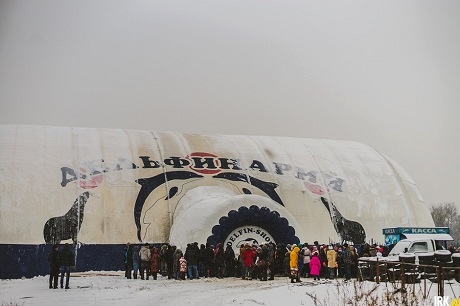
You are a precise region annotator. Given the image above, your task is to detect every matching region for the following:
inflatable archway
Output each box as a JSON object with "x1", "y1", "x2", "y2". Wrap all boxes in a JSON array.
[{"x1": 0, "y1": 125, "x2": 434, "y2": 278}]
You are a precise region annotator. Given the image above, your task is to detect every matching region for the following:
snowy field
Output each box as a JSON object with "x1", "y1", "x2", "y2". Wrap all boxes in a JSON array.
[{"x1": 2, "y1": 272, "x2": 460, "y2": 306}]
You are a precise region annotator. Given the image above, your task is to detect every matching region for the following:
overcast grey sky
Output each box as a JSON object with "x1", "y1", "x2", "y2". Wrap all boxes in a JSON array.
[{"x1": 1, "y1": 0, "x2": 459, "y2": 210}]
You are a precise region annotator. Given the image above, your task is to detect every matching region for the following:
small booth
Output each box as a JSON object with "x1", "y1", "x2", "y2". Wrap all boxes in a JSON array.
[{"x1": 383, "y1": 227, "x2": 452, "y2": 246}]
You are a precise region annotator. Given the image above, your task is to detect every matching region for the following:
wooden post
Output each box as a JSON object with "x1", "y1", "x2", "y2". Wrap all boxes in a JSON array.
[
  {"x1": 437, "y1": 266, "x2": 444, "y2": 297},
  {"x1": 375, "y1": 258, "x2": 380, "y2": 284},
  {"x1": 400, "y1": 262, "x2": 405, "y2": 293}
]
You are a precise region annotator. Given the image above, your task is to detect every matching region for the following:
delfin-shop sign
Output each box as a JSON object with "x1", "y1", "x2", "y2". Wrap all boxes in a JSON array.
[{"x1": 59, "y1": 152, "x2": 344, "y2": 194}]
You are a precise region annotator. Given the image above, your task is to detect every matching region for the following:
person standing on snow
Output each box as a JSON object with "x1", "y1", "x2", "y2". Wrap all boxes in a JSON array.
[
  {"x1": 139, "y1": 243, "x2": 151, "y2": 280},
  {"x1": 343, "y1": 243, "x2": 352, "y2": 281},
  {"x1": 224, "y1": 244, "x2": 236, "y2": 278},
  {"x1": 243, "y1": 243, "x2": 256, "y2": 280},
  {"x1": 326, "y1": 245, "x2": 337, "y2": 279},
  {"x1": 150, "y1": 246, "x2": 160, "y2": 280},
  {"x1": 179, "y1": 256, "x2": 187, "y2": 280},
  {"x1": 185, "y1": 242, "x2": 200, "y2": 279},
  {"x1": 289, "y1": 244, "x2": 300, "y2": 283},
  {"x1": 309, "y1": 251, "x2": 321, "y2": 281},
  {"x1": 48, "y1": 244, "x2": 60, "y2": 289},
  {"x1": 173, "y1": 247, "x2": 183, "y2": 280},
  {"x1": 123, "y1": 242, "x2": 133, "y2": 279},
  {"x1": 302, "y1": 244, "x2": 311, "y2": 278},
  {"x1": 132, "y1": 245, "x2": 140, "y2": 279},
  {"x1": 214, "y1": 243, "x2": 225, "y2": 279},
  {"x1": 59, "y1": 243, "x2": 74, "y2": 289}
]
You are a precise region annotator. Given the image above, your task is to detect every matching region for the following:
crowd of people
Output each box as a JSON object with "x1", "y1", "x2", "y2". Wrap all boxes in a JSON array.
[
  {"x1": 122, "y1": 241, "x2": 388, "y2": 283},
  {"x1": 47, "y1": 240, "x2": 392, "y2": 289}
]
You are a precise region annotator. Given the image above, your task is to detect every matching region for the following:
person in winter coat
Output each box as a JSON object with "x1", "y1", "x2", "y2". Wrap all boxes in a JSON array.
[
  {"x1": 319, "y1": 245, "x2": 328, "y2": 278},
  {"x1": 239, "y1": 244, "x2": 246, "y2": 279},
  {"x1": 242, "y1": 243, "x2": 256, "y2": 280},
  {"x1": 289, "y1": 245, "x2": 301, "y2": 283},
  {"x1": 343, "y1": 243, "x2": 353, "y2": 281},
  {"x1": 159, "y1": 244, "x2": 168, "y2": 277},
  {"x1": 336, "y1": 247, "x2": 345, "y2": 278},
  {"x1": 302, "y1": 245, "x2": 311, "y2": 278},
  {"x1": 185, "y1": 243, "x2": 200, "y2": 279},
  {"x1": 202, "y1": 244, "x2": 215, "y2": 278},
  {"x1": 309, "y1": 252, "x2": 321, "y2": 281},
  {"x1": 173, "y1": 248, "x2": 183, "y2": 280},
  {"x1": 267, "y1": 243, "x2": 275, "y2": 280},
  {"x1": 150, "y1": 246, "x2": 160, "y2": 280},
  {"x1": 48, "y1": 244, "x2": 60, "y2": 289},
  {"x1": 224, "y1": 244, "x2": 236, "y2": 277},
  {"x1": 179, "y1": 256, "x2": 187, "y2": 280},
  {"x1": 297, "y1": 244, "x2": 304, "y2": 282},
  {"x1": 276, "y1": 244, "x2": 286, "y2": 276},
  {"x1": 123, "y1": 242, "x2": 133, "y2": 279},
  {"x1": 199, "y1": 244, "x2": 207, "y2": 277},
  {"x1": 326, "y1": 245, "x2": 337, "y2": 279},
  {"x1": 284, "y1": 244, "x2": 291, "y2": 277},
  {"x1": 139, "y1": 243, "x2": 151, "y2": 280},
  {"x1": 214, "y1": 243, "x2": 225, "y2": 279},
  {"x1": 132, "y1": 245, "x2": 140, "y2": 279},
  {"x1": 165, "y1": 245, "x2": 175, "y2": 279},
  {"x1": 59, "y1": 243, "x2": 74, "y2": 289},
  {"x1": 257, "y1": 244, "x2": 269, "y2": 281}
]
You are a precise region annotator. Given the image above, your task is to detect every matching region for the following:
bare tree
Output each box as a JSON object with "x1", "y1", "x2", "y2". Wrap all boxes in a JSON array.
[{"x1": 430, "y1": 202, "x2": 459, "y2": 243}]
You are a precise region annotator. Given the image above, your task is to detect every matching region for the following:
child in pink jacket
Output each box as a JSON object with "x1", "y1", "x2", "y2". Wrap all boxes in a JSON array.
[{"x1": 309, "y1": 251, "x2": 321, "y2": 281}]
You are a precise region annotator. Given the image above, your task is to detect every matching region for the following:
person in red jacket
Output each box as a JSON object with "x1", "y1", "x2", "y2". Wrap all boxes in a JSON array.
[{"x1": 242, "y1": 243, "x2": 256, "y2": 280}]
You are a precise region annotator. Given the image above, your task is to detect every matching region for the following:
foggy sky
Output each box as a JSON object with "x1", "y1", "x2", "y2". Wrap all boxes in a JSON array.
[{"x1": 1, "y1": 0, "x2": 459, "y2": 210}]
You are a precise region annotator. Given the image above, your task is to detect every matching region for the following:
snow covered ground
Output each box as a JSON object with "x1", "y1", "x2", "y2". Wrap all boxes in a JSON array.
[{"x1": 1, "y1": 272, "x2": 460, "y2": 306}]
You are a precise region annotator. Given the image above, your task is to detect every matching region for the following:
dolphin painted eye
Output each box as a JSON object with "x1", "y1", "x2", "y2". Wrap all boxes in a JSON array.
[
  {"x1": 165, "y1": 186, "x2": 179, "y2": 200},
  {"x1": 242, "y1": 188, "x2": 252, "y2": 194}
]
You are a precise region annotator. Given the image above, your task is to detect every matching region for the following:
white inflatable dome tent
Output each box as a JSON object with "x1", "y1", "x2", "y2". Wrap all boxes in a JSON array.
[{"x1": 0, "y1": 125, "x2": 434, "y2": 278}]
